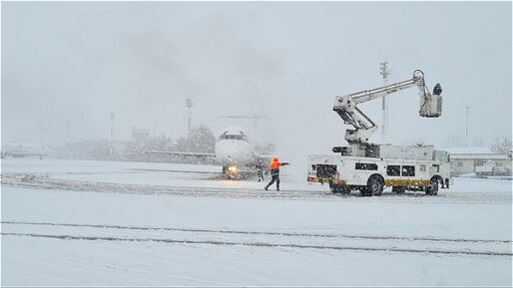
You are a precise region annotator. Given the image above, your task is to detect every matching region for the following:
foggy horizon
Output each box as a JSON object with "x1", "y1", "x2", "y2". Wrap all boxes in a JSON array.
[{"x1": 2, "y1": 1, "x2": 512, "y2": 158}]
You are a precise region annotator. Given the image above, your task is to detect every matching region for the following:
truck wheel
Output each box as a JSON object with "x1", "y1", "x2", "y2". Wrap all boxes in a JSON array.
[
  {"x1": 426, "y1": 179, "x2": 439, "y2": 196},
  {"x1": 367, "y1": 175, "x2": 383, "y2": 196},
  {"x1": 392, "y1": 186, "x2": 406, "y2": 194}
]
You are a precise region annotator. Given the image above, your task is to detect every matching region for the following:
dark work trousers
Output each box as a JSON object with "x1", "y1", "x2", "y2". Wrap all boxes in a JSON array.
[
  {"x1": 257, "y1": 169, "x2": 265, "y2": 182},
  {"x1": 265, "y1": 175, "x2": 280, "y2": 190}
]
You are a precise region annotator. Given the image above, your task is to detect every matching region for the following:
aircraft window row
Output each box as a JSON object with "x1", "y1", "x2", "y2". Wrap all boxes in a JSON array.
[
  {"x1": 386, "y1": 165, "x2": 415, "y2": 177},
  {"x1": 220, "y1": 135, "x2": 248, "y2": 141}
]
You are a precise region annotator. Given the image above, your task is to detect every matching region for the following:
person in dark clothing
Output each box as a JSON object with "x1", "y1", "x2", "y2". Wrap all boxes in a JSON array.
[
  {"x1": 256, "y1": 158, "x2": 265, "y2": 182},
  {"x1": 264, "y1": 157, "x2": 290, "y2": 191}
]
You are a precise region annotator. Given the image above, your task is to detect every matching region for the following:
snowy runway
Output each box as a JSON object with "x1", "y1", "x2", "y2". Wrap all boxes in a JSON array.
[{"x1": 1, "y1": 159, "x2": 512, "y2": 286}]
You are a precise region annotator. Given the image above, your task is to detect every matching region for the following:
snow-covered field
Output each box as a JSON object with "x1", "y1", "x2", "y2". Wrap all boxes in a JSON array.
[{"x1": 2, "y1": 158, "x2": 512, "y2": 286}]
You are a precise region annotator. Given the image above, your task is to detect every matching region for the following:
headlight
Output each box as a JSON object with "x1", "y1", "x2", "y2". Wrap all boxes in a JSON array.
[{"x1": 228, "y1": 165, "x2": 238, "y2": 173}]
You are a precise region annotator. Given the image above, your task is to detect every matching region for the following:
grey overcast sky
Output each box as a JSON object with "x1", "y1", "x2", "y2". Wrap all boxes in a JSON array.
[{"x1": 2, "y1": 1, "x2": 512, "y2": 160}]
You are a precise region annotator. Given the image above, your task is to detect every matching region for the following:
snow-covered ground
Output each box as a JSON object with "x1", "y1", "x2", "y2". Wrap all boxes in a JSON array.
[{"x1": 2, "y1": 158, "x2": 512, "y2": 286}]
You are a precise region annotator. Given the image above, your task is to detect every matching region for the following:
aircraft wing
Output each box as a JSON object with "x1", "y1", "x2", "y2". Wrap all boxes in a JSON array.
[{"x1": 144, "y1": 150, "x2": 215, "y2": 158}]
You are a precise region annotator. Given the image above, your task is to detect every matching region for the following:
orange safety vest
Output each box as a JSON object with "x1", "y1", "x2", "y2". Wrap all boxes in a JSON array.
[{"x1": 270, "y1": 158, "x2": 282, "y2": 170}]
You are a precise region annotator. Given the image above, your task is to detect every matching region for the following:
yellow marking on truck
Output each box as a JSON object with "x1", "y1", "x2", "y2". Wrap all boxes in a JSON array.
[{"x1": 385, "y1": 179, "x2": 430, "y2": 187}]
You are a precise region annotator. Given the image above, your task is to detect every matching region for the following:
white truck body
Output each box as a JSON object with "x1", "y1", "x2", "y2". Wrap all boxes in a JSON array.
[{"x1": 307, "y1": 145, "x2": 451, "y2": 195}]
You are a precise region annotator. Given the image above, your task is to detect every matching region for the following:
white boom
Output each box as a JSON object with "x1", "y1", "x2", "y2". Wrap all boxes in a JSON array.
[{"x1": 333, "y1": 70, "x2": 442, "y2": 156}]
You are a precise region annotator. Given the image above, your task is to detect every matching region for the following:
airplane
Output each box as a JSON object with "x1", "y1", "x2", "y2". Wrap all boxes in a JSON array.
[
  {"x1": 146, "y1": 126, "x2": 274, "y2": 179},
  {"x1": 1, "y1": 143, "x2": 50, "y2": 159}
]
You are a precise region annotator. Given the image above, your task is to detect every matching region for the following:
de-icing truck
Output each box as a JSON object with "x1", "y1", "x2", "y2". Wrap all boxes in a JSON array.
[{"x1": 307, "y1": 70, "x2": 451, "y2": 196}]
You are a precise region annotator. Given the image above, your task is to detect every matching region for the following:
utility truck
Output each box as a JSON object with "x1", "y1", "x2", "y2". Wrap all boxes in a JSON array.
[{"x1": 307, "y1": 70, "x2": 450, "y2": 196}]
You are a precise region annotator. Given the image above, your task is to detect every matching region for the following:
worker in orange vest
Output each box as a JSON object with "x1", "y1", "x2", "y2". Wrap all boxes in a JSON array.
[{"x1": 264, "y1": 157, "x2": 290, "y2": 191}]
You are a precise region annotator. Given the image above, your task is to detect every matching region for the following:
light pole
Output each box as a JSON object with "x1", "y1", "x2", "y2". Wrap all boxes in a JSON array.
[
  {"x1": 110, "y1": 112, "x2": 115, "y2": 138},
  {"x1": 379, "y1": 61, "x2": 390, "y2": 143},
  {"x1": 185, "y1": 98, "x2": 193, "y2": 133}
]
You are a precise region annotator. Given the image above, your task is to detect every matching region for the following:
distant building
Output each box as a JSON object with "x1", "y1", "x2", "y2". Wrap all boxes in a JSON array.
[
  {"x1": 1, "y1": 143, "x2": 50, "y2": 159},
  {"x1": 445, "y1": 147, "x2": 512, "y2": 176}
]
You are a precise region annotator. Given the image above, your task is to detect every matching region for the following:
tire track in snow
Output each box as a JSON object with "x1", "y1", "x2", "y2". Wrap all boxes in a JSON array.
[
  {"x1": 2, "y1": 173, "x2": 511, "y2": 204},
  {"x1": 2, "y1": 232, "x2": 511, "y2": 257},
  {"x1": 3, "y1": 221, "x2": 510, "y2": 244}
]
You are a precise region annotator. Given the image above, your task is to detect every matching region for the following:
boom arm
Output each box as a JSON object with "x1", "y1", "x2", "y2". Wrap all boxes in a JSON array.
[{"x1": 333, "y1": 70, "x2": 442, "y2": 148}]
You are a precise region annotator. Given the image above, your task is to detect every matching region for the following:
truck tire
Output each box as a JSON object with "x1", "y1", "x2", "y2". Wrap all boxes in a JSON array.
[
  {"x1": 367, "y1": 175, "x2": 384, "y2": 196},
  {"x1": 426, "y1": 178, "x2": 439, "y2": 196}
]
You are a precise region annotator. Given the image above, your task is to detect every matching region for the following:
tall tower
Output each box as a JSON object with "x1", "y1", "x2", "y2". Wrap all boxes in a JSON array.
[
  {"x1": 379, "y1": 61, "x2": 390, "y2": 143},
  {"x1": 110, "y1": 112, "x2": 115, "y2": 138},
  {"x1": 185, "y1": 98, "x2": 193, "y2": 133}
]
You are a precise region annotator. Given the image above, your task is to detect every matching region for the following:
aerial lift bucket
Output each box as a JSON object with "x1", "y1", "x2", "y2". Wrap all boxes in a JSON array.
[{"x1": 419, "y1": 83, "x2": 443, "y2": 118}]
